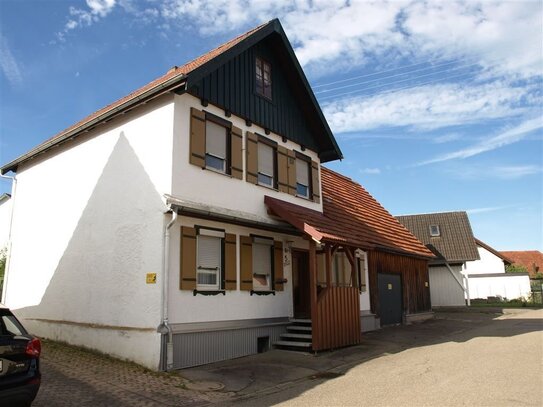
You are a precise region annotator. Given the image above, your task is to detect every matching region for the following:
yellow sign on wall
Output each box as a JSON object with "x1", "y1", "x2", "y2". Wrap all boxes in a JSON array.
[{"x1": 146, "y1": 273, "x2": 157, "y2": 284}]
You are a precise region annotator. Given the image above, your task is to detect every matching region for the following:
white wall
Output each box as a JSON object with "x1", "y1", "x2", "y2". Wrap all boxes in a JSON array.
[
  {"x1": 0, "y1": 196, "x2": 11, "y2": 249},
  {"x1": 465, "y1": 245, "x2": 506, "y2": 275},
  {"x1": 4, "y1": 96, "x2": 174, "y2": 369},
  {"x1": 360, "y1": 251, "x2": 371, "y2": 311},
  {"x1": 172, "y1": 94, "x2": 323, "y2": 220},
  {"x1": 429, "y1": 265, "x2": 466, "y2": 306},
  {"x1": 168, "y1": 215, "x2": 306, "y2": 324},
  {"x1": 468, "y1": 274, "x2": 531, "y2": 300}
]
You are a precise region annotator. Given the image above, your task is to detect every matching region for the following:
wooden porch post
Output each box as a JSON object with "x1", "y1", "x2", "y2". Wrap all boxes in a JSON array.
[{"x1": 309, "y1": 239, "x2": 318, "y2": 349}]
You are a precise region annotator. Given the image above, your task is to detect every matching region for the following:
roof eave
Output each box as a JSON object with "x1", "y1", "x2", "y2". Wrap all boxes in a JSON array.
[{"x1": 1, "y1": 74, "x2": 188, "y2": 175}]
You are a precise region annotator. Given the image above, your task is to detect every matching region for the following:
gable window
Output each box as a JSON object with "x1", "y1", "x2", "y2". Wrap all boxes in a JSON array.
[
  {"x1": 205, "y1": 119, "x2": 229, "y2": 173},
  {"x1": 252, "y1": 237, "x2": 274, "y2": 291},
  {"x1": 296, "y1": 156, "x2": 311, "y2": 198},
  {"x1": 197, "y1": 228, "x2": 224, "y2": 289},
  {"x1": 256, "y1": 57, "x2": 272, "y2": 99},
  {"x1": 429, "y1": 225, "x2": 440, "y2": 237},
  {"x1": 257, "y1": 139, "x2": 276, "y2": 187}
]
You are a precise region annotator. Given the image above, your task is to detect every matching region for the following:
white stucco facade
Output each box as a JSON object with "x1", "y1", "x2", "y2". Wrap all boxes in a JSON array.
[
  {"x1": 0, "y1": 195, "x2": 11, "y2": 249},
  {"x1": 3, "y1": 96, "x2": 175, "y2": 368},
  {"x1": 464, "y1": 245, "x2": 507, "y2": 275}
]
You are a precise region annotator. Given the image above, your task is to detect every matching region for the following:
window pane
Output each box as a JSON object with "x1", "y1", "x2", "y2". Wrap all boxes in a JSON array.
[
  {"x1": 206, "y1": 120, "x2": 227, "y2": 159},
  {"x1": 1, "y1": 315, "x2": 25, "y2": 336},
  {"x1": 258, "y1": 173, "x2": 273, "y2": 186},
  {"x1": 253, "y1": 241, "x2": 272, "y2": 290},
  {"x1": 296, "y1": 158, "x2": 309, "y2": 185},
  {"x1": 258, "y1": 143, "x2": 274, "y2": 176},
  {"x1": 205, "y1": 154, "x2": 225, "y2": 172},
  {"x1": 296, "y1": 183, "x2": 308, "y2": 197}
]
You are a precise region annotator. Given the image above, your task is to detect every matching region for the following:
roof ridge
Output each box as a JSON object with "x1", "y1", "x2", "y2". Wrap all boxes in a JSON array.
[{"x1": 396, "y1": 210, "x2": 468, "y2": 217}]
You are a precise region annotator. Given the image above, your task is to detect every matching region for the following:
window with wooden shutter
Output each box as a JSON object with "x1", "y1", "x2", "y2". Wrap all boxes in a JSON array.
[
  {"x1": 231, "y1": 127, "x2": 243, "y2": 179},
  {"x1": 205, "y1": 120, "x2": 228, "y2": 172},
  {"x1": 274, "y1": 241, "x2": 284, "y2": 291},
  {"x1": 224, "y1": 233, "x2": 237, "y2": 290},
  {"x1": 311, "y1": 161, "x2": 320, "y2": 203},
  {"x1": 246, "y1": 132, "x2": 258, "y2": 184},
  {"x1": 240, "y1": 236, "x2": 253, "y2": 290},
  {"x1": 180, "y1": 226, "x2": 197, "y2": 290},
  {"x1": 196, "y1": 228, "x2": 225, "y2": 290},
  {"x1": 189, "y1": 108, "x2": 206, "y2": 168},
  {"x1": 295, "y1": 157, "x2": 311, "y2": 198}
]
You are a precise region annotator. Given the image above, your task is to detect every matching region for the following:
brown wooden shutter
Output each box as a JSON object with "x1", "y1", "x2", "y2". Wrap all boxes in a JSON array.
[
  {"x1": 240, "y1": 235, "x2": 253, "y2": 290},
  {"x1": 180, "y1": 226, "x2": 197, "y2": 290},
  {"x1": 189, "y1": 108, "x2": 206, "y2": 168},
  {"x1": 287, "y1": 150, "x2": 297, "y2": 196},
  {"x1": 311, "y1": 160, "x2": 321, "y2": 203},
  {"x1": 224, "y1": 233, "x2": 237, "y2": 290},
  {"x1": 246, "y1": 132, "x2": 258, "y2": 184},
  {"x1": 274, "y1": 241, "x2": 284, "y2": 291},
  {"x1": 277, "y1": 146, "x2": 289, "y2": 193},
  {"x1": 230, "y1": 126, "x2": 243, "y2": 179}
]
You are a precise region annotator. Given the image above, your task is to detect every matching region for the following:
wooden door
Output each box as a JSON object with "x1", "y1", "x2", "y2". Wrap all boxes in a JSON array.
[{"x1": 292, "y1": 250, "x2": 310, "y2": 318}]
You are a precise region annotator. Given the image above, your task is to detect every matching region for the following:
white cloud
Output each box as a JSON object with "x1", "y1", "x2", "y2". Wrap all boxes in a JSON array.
[
  {"x1": 360, "y1": 167, "x2": 381, "y2": 175},
  {"x1": 466, "y1": 206, "x2": 511, "y2": 215},
  {"x1": 447, "y1": 164, "x2": 543, "y2": 180},
  {"x1": 0, "y1": 34, "x2": 22, "y2": 86},
  {"x1": 57, "y1": 0, "x2": 117, "y2": 41},
  {"x1": 323, "y1": 81, "x2": 535, "y2": 133},
  {"x1": 418, "y1": 117, "x2": 543, "y2": 166}
]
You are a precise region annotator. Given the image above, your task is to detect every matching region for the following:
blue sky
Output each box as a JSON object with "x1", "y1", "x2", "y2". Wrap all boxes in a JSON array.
[{"x1": 0, "y1": 0, "x2": 542, "y2": 251}]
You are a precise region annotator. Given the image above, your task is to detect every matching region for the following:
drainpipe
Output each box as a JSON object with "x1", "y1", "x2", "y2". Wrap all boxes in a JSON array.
[
  {"x1": 158, "y1": 207, "x2": 177, "y2": 371},
  {"x1": 0, "y1": 173, "x2": 17, "y2": 304}
]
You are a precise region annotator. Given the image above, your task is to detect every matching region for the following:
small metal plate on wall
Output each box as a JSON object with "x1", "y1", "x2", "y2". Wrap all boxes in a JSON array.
[{"x1": 146, "y1": 273, "x2": 157, "y2": 284}]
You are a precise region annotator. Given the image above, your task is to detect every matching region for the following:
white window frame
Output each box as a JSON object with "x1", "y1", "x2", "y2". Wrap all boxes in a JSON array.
[
  {"x1": 196, "y1": 228, "x2": 225, "y2": 290},
  {"x1": 252, "y1": 236, "x2": 274, "y2": 291},
  {"x1": 429, "y1": 225, "x2": 440, "y2": 237}
]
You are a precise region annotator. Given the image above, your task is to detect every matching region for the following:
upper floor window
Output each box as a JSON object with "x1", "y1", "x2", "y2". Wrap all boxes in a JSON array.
[
  {"x1": 256, "y1": 57, "x2": 272, "y2": 99},
  {"x1": 296, "y1": 157, "x2": 311, "y2": 198},
  {"x1": 429, "y1": 225, "x2": 440, "y2": 237},
  {"x1": 257, "y1": 140, "x2": 276, "y2": 187},
  {"x1": 205, "y1": 119, "x2": 229, "y2": 173}
]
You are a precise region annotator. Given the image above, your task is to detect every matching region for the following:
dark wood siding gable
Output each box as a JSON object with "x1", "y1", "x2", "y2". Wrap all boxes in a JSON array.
[{"x1": 188, "y1": 36, "x2": 321, "y2": 153}]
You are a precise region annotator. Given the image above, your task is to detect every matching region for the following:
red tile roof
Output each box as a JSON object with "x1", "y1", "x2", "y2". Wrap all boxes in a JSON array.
[
  {"x1": 500, "y1": 250, "x2": 543, "y2": 277},
  {"x1": 265, "y1": 167, "x2": 434, "y2": 259},
  {"x1": 1, "y1": 21, "x2": 269, "y2": 175}
]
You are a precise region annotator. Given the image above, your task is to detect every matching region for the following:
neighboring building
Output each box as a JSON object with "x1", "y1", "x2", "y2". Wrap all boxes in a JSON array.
[
  {"x1": 465, "y1": 239, "x2": 530, "y2": 301},
  {"x1": 501, "y1": 250, "x2": 543, "y2": 278},
  {"x1": 1, "y1": 19, "x2": 433, "y2": 371},
  {"x1": 396, "y1": 212, "x2": 479, "y2": 306}
]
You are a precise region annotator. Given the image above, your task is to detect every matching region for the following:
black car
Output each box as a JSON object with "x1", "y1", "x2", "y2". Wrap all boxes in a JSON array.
[{"x1": 0, "y1": 304, "x2": 41, "y2": 407}]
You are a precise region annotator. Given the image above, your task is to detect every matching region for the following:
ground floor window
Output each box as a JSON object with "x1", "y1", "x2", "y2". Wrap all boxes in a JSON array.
[
  {"x1": 252, "y1": 236, "x2": 274, "y2": 291},
  {"x1": 197, "y1": 228, "x2": 224, "y2": 290}
]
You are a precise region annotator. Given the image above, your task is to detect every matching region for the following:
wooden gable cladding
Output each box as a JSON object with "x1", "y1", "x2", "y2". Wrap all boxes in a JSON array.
[
  {"x1": 180, "y1": 226, "x2": 197, "y2": 290},
  {"x1": 246, "y1": 132, "x2": 258, "y2": 184},
  {"x1": 224, "y1": 233, "x2": 237, "y2": 289},
  {"x1": 240, "y1": 235, "x2": 253, "y2": 290},
  {"x1": 189, "y1": 108, "x2": 206, "y2": 168},
  {"x1": 274, "y1": 241, "x2": 284, "y2": 291}
]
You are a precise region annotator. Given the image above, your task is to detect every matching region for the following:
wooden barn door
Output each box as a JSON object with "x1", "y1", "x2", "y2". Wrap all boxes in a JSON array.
[{"x1": 378, "y1": 273, "x2": 403, "y2": 325}]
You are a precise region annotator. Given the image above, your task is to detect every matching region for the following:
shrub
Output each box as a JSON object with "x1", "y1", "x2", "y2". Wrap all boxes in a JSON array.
[{"x1": 506, "y1": 264, "x2": 528, "y2": 273}]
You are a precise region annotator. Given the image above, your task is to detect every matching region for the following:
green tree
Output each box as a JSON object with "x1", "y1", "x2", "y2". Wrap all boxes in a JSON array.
[{"x1": 506, "y1": 264, "x2": 528, "y2": 273}]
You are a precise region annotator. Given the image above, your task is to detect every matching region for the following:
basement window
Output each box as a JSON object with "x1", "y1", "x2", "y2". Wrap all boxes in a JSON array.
[{"x1": 429, "y1": 225, "x2": 440, "y2": 237}]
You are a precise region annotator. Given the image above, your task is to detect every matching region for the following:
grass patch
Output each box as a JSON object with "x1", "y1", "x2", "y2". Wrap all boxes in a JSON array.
[{"x1": 470, "y1": 297, "x2": 543, "y2": 309}]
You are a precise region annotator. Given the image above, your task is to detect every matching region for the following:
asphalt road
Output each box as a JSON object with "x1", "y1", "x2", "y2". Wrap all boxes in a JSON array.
[{"x1": 232, "y1": 309, "x2": 543, "y2": 406}]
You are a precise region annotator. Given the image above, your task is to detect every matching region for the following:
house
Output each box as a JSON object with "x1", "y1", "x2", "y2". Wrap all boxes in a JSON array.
[
  {"x1": 0, "y1": 19, "x2": 433, "y2": 371},
  {"x1": 0, "y1": 193, "x2": 11, "y2": 249},
  {"x1": 397, "y1": 212, "x2": 531, "y2": 306},
  {"x1": 396, "y1": 212, "x2": 479, "y2": 306},
  {"x1": 465, "y1": 239, "x2": 530, "y2": 301},
  {"x1": 501, "y1": 250, "x2": 543, "y2": 278}
]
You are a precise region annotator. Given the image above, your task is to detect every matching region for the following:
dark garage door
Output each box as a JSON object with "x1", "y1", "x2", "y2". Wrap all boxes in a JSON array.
[{"x1": 378, "y1": 273, "x2": 403, "y2": 326}]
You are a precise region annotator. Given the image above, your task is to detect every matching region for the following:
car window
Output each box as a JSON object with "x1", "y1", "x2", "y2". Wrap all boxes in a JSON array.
[{"x1": 0, "y1": 315, "x2": 27, "y2": 336}]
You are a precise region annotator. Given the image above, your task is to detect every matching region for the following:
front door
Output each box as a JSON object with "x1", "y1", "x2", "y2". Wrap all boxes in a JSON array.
[
  {"x1": 292, "y1": 250, "x2": 310, "y2": 318},
  {"x1": 378, "y1": 273, "x2": 403, "y2": 325}
]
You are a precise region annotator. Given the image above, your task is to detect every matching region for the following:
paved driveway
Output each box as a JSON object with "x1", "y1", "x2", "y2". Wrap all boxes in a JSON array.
[{"x1": 33, "y1": 309, "x2": 542, "y2": 406}]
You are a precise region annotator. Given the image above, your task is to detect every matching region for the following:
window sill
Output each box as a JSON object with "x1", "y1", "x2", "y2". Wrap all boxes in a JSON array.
[
  {"x1": 250, "y1": 290, "x2": 275, "y2": 296},
  {"x1": 193, "y1": 290, "x2": 226, "y2": 296},
  {"x1": 204, "y1": 166, "x2": 232, "y2": 178}
]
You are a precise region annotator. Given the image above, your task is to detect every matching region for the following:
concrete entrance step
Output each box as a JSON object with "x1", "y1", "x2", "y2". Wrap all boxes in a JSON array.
[
  {"x1": 289, "y1": 318, "x2": 311, "y2": 324},
  {"x1": 280, "y1": 333, "x2": 312, "y2": 340},
  {"x1": 273, "y1": 340, "x2": 312, "y2": 348},
  {"x1": 287, "y1": 325, "x2": 312, "y2": 332}
]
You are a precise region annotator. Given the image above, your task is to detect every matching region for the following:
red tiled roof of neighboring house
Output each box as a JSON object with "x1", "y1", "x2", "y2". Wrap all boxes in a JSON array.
[
  {"x1": 500, "y1": 250, "x2": 543, "y2": 277},
  {"x1": 1, "y1": 21, "x2": 269, "y2": 175},
  {"x1": 265, "y1": 167, "x2": 434, "y2": 259},
  {"x1": 475, "y1": 238, "x2": 513, "y2": 264}
]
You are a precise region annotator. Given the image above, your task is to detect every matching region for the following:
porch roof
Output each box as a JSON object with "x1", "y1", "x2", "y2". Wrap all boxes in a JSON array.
[{"x1": 265, "y1": 167, "x2": 435, "y2": 259}]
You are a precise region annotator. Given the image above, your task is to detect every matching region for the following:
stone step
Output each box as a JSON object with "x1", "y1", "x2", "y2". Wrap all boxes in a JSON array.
[
  {"x1": 287, "y1": 325, "x2": 312, "y2": 332},
  {"x1": 280, "y1": 333, "x2": 312, "y2": 340},
  {"x1": 274, "y1": 340, "x2": 312, "y2": 348},
  {"x1": 289, "y1": 318, "x2": 311, "y2": 324}
]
